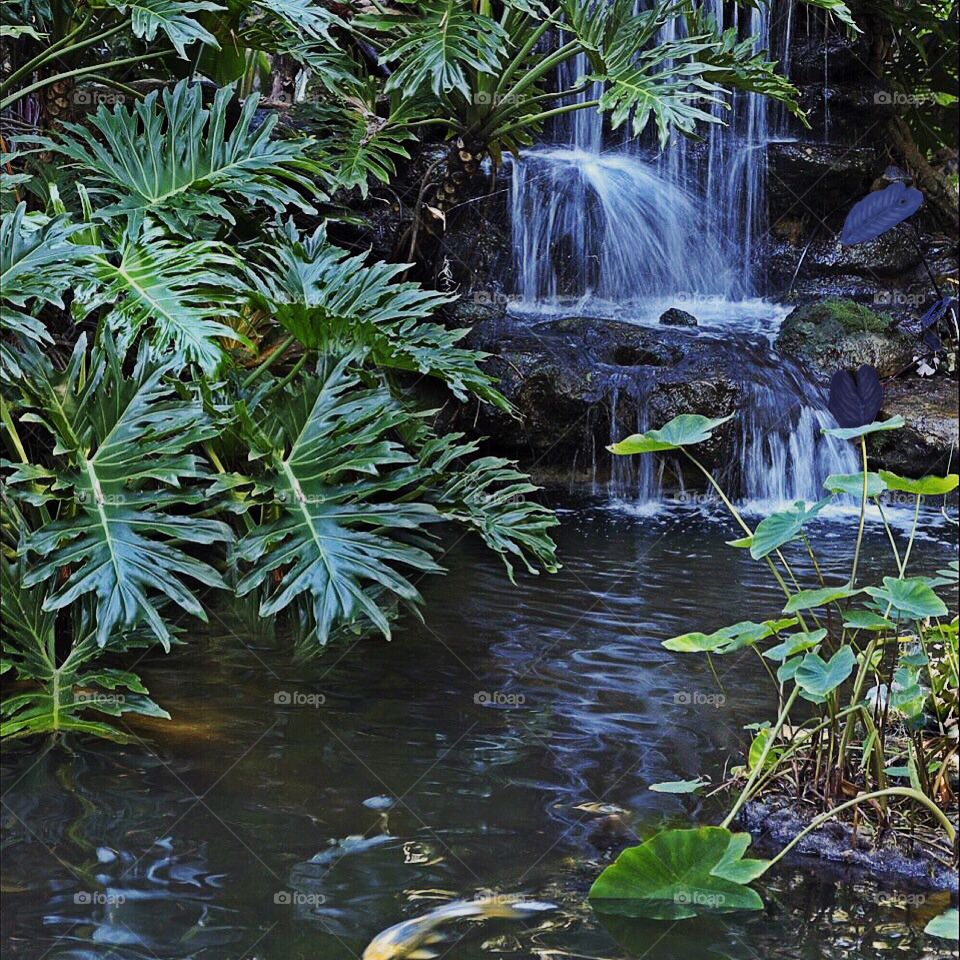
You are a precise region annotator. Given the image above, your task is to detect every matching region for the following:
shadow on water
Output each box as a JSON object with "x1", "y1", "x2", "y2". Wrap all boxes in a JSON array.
[{"x1": 2, "y1": 497, "x2": 956, "y2": 959}]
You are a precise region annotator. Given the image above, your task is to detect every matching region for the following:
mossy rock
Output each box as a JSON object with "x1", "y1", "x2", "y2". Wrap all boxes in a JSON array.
[{"x1": 775, "y1": 298, "x2": 915, "y2": 378}]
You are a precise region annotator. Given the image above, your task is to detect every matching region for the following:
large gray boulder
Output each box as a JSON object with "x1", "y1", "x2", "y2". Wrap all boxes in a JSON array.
[{"x1": 775, "y1": 298, "x2": 915, "y2": 379}]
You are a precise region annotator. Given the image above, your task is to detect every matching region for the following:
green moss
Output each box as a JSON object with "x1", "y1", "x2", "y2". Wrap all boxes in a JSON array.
[{"x1": 798, "y1": 298, "x2": 892, "y2": 333}]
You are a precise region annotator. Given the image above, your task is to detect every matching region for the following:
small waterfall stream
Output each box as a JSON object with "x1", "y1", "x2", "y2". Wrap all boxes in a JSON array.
[{"x1": 506, "y1": 2, "x2": 855, "y2": 504}]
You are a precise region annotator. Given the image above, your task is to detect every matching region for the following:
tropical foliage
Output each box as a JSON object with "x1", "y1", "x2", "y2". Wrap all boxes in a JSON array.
[
  {"x1": 1, "y1": 1, "x2": 863, "y2": 741},
  {"x1": 597, "y1": 411, "x2": 958, "y2": 918}
]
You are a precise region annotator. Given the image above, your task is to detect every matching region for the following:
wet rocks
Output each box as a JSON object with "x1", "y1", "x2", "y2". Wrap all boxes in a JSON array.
[
  {"x1": 775, "y1": 298, "x2": 915, "y2": 379},
  {"x1": 869, "y1": 377, "x2": 960, "y2": 476},
  {"x1": 455, "y1": 314, "x2": 751, "y2": 476},
  {"x1": 659, "y1": 307, "x2": 698, "y2": 327},
  {"x1": 767, "y1": 142, "x2": 878, "y2": 222},
  {"x1": 741, "y1": 799, "x2": 958, "y2": 892}
]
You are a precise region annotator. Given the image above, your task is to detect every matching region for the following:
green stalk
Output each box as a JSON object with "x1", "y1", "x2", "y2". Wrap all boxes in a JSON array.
[
  {"x1": 1, "y1": 52, "x2": 166, "y2": 110},
  {"x1": 0, "y1": 11, "x2": 93, "y2": 95},
  {"x1": 241, "y1": 336, "x2": 296, "y2": 390},
  {"x1": 494, "y1": 13, "x2": 558, "y2": 96},
  {"x1": 682, "y1": 450, "x2": 810, "y2": 627},
  {"x1": 875, "y1": 499, "x2": 903, "y2": 575},
  {"x1": 764, "y1": 787, "x2": 956, "y2": 869},
  {"x1": 494, "y1": 99, "x2": 602, "y2": 139},
  {"x1": 722, "y1": 686, "x2": 800, "y2": 829},
  {"x1": 900, "y1": 494, "x2": 922, "y2": 575},
  {"x1": 847, "y1": 436, "x2": 869, "y2": 587}
]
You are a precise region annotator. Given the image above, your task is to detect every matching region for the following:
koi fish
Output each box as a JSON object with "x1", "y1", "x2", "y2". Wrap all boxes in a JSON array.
[{"x1": 362, "y1": 898, "x2": 555, "y2": 960}]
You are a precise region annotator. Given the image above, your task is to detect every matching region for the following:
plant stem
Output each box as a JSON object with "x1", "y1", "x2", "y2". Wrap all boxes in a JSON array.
[
  {"x1": 1, "y1": 52, "x2": 166, "y2": 110},
  {"x1": 722, "y1": 686, "x2": 800, "y2": 829},
  {"x1": 900, "y1": 494, "x2": 921, "y2": 574},
  {"x1": 241, "y1": 336, "x2": 296, "y2": 389},
  {"x1": 848, "y1": 436, "x2": 869, "y2": 587}
]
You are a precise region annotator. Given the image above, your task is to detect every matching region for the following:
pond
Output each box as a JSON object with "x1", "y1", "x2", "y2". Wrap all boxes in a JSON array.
[{"x1": 2, "y1": 496, "x2": 956, "y2": 960}]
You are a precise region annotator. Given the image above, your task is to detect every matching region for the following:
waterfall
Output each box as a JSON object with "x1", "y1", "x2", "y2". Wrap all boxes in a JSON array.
[
  {"x1": 505, "y1": 2, "x2": 857, "y2": 504},
  {"x1": 509, "y1": 1, "x2": 798, "y2": 306}
]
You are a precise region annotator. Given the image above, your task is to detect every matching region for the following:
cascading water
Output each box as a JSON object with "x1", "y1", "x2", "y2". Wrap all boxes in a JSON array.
[{"x1": 506, "y1": 1, "x2": 855, "y2": 505}]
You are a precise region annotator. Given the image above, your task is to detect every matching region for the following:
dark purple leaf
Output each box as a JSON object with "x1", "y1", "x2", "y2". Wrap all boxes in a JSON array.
[
  {"x1": 828, "y1": 365, "x2": 884, "y2": 429},
  {"x1": 919, "y1": 296, "x2": 957, "y2": 329},
  {"x1": 921, "y1": 330, "x2": 943, "y2": 353},
  {"x1": 840, "y1": 182, "x2": 924, "y2": 246}
]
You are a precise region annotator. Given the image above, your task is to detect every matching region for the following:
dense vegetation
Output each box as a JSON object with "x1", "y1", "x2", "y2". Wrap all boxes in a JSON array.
[
  {"x1": 0, "y1": 0, "x2": 859, "y2": 741},
  {"x1": 1, "y1": 0, "x2": 957, "y2": 949}
]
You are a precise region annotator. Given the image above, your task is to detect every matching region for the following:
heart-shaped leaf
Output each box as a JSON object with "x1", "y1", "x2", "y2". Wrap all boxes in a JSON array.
[
  {"x1": 877, "y1": 470, "x2": 959, "y2": 496},
  {"x1": 750, "y1": 499, "x2": 831, "y2": 559},
  {"x1": 609, "y1": 415, "x2": 733, "y2": 455},
  {"x1": 649, "y1": 778, "x2": 708, "y2": 794},
  {"x1": 784, "y1": 586, "x2": 862, "y2": 613},
  {"x1": 795, "y1": 646, "x2": 856, "y2": 700},
  {"x1": 588, "y1": 827, "x2": 767, "y2": 919},
  {"x1": 827, "y1": 365, "x2": 884, "y2": 430},
  {"x1": 865, "y1": 577, "x2": 948, "y2": 619},
  {"x1": 823, "y1": 415, "x2": 905, "y2": 441},
  {"x1": 824, "y1": 472, "x2": 887, "y2": 498},
  {"x1": 840, "y1": 182, "x2": 924, "y2": 245},
  {"x1": 925, "y1": 907, "x2": 959, "y2": 940},
  {"x1": 763, "y1": 629, "x2": 827, "y2": 662},
  {"x1": 663, "y1": 618, "x2": 797, "y2": 654},
  {"x1": 843, "y1": 610, "x2": 894, "y2": 631}
]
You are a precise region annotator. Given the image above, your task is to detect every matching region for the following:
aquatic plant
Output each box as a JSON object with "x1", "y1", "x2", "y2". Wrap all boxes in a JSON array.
[{"x1": 598, "y1": 410, "x2": 958, "y2": 919}]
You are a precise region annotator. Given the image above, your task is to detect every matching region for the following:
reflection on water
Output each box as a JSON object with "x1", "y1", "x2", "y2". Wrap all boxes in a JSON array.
[{"x1": 2, "y1": 496, "x2": 956, "y2": 959}]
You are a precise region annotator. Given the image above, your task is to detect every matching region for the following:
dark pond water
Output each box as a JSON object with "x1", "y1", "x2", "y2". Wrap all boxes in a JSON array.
[{"x1": 2, "y1": 495, "x2": 957, "y2": 959}]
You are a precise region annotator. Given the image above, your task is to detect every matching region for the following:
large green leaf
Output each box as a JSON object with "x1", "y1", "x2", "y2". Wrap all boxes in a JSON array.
[
  {"x1": 663, "y1": 618, "x2": 797, "y2": 654},
  {"x1": 235, "y1": 358, "x2": 443, "y2": 644},
  {"x1": 37, "y1": 81, "x2": 325, "y2": 233},
  {"x1": 762, "y1": 629, "x2": 827, "y2": 662},
  {"x1": 822, "y1": 415, "x2": 905, "y2": 440},
  {"x1": 252, "y1": 222, "x2": 507, "y2": 408},
  {"x1": 877, "y1": 470, "x2": 959, "y2": 496},
  {"x1": 588, "y1": 827, "x2": 767, "y2": 919},
  {"x1": 0, "y1": 204, "x2": 98, "y2": 379},
  {"x1": 795, "y1": 646, "x2": 856, "y2": 700},
  {"x1": 609, "y1": 414, "x2": 733, "y2": 455},
  {"x1": 7, "y1": 338, "x2": 231, "y2": 648},
  {"x1": 865, "y1": 577, "x2": 949, "y2": 620},
  {"x1": 360, "y1": 0, "x2": 507, "y2": 99},
  {"x1": 102, "y1": 0, "x2": 223, "y2": 58},
  {"x1": 750, "y1": 498, "x2": 831, "y2": 560},
  {"x1": 823, "y1": 471, "x2": 886, "y2": 498},
  {"x1": 783, "y1": 585, "x2": 862, "y2": 613},
  {"x1": 75, "y1": 222, "x2": 249, "y2": 372}
]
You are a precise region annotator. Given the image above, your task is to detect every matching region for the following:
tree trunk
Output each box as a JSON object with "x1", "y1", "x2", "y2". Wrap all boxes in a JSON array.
[{"x1": 887, "y1": 115, "x2": 959, "y2": 236}]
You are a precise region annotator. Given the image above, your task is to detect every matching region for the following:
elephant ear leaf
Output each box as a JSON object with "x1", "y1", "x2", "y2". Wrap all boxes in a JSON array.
[
  {"x1": 840, "y1": 182, "x2": 923, "y2": 245},
  {"x1": 588, "y1": 826, "x2": 767, "y2": 919},
  {"x1": 827, "y1": 365, "x2": 883, "y2": 429}
]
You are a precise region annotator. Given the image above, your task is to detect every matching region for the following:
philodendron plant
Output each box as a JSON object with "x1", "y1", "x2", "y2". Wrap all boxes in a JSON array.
[{"x1": 588, "y1": 410, "x2": 958, "y2": 936}]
